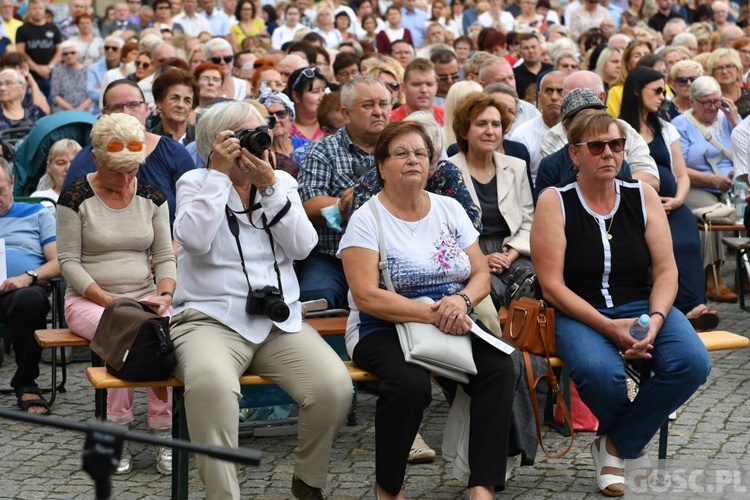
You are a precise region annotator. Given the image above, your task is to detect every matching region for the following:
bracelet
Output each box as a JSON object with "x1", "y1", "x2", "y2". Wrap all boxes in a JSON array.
[
  {"x1": 160, "y1": 291, "x2": 174, "y2": 299},
  {"x1": 649, "y1": 311, "x2": 666, "y2": 322},
  {"x1": 455, "y1": 292, "x2": 472, "y2": 313}
]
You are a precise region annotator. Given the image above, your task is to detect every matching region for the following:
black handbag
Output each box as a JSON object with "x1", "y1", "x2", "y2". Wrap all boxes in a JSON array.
[
  {"x1": 504, "y1": 265, "x2": 541, "y2": 306},
  {"x1": 91, "y1": 298, "x2": 177, "y2": 382}
]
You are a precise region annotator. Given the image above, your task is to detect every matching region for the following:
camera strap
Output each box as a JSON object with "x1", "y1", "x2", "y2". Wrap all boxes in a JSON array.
[{"x1": 225, "y1": 185, "x2": 289, "y2": 299}]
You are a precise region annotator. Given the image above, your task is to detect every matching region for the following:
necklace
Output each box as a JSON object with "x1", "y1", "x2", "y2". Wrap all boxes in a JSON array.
[
  {"x1": 384, "y1": 192, "x2": 426, "y2": 238},
  {"x1": 595, "y1": 211, "x2": 615, "y2": 241}
]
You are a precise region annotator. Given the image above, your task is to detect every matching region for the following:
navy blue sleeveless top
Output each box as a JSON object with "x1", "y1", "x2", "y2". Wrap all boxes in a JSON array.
[{"x1": 554, "y1": 178, "x2": 652, "y2": 309}]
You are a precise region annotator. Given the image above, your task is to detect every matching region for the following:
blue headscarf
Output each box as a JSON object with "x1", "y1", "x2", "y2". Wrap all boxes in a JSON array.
[{"x1": 257, "y1": 85, "x2": 296, "y2": 122}]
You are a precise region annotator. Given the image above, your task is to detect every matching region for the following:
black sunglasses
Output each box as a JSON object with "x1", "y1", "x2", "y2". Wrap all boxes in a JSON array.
[
  {"x1": 269, "y1": 109, "x2": 288, "y2": 120},
  {"x1": 104, "y1": 46, "x2": 120, "y2": 51},
  {"x1": 674, "y1": 76, "x2": 698, "y2": 86},
  {"x1": 575, "y1": 138, "x2": 626, "y2": 155},
  {"x1": 384, "y1": 81, "x2": 400, "y2": 91},
  {"x1": 210, "y1": 55, "x2": 234, "y2": 64}
]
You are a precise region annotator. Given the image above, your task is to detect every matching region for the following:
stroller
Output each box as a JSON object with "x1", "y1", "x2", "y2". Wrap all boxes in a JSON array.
[{"x1": 10, "y1": 111, "x2": 96, "y2": 196}]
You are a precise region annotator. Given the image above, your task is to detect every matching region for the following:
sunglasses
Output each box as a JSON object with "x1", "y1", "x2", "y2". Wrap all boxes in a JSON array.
[
  {"x1": 384, "y1": 81, "x2": 400, "y2": 91},
  {"x1": 268, "y1": 109, "x2": 289, "y2": 120},
  {"x1": 647, "y1": 86, "x2": 666, "y2": 96},
  {"x1": 106, "y1": 140, "x2": 144, "y2": 152},
  {"x1": 104, "y1": 46, "x2": 120, "y2": 52},
  {"x1": 437, "y1": 73, "x2": 460, "y2": 83},
  {"x1": 575, "y1": 138, "x2": 626, "y2": 155},
  {"x1": 210, "y1": 55, "x2": 234, "y2": 65},
  {"x1": 290, "y1": 66, "x2": 324, "y2": 92},
  {"x1": 135, "y1": 60, "x2": 151, "y2": 69},
  {"x1": 674, "y1": 76, "x2": 697, "y2": 87}
]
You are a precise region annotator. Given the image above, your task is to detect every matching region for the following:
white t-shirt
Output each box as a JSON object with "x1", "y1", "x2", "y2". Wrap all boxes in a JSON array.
[
  {"x1": 477, "y1": 11, "x2": 514, "y2": 32},
  {"x1": 507, "y1": 114, "x2": 550, "y2": 180},
  {"x1": 337, "y1": 193, "x2": 479, "y2": 356}
]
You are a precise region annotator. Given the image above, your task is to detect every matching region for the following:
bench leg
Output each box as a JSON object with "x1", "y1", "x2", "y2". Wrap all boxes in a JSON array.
[
  {"x1": 657, "y1": 419, "x2": 669, "y2": 461},
  {"x1": 172, "y1": 386, "x2": 189, "y2": 500}
]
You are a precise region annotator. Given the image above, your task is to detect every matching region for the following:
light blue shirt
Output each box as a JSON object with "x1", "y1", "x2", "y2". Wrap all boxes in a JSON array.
[
  {"x1": 87, "y1": 58, "x2": 114, "y2": 117},
  {"x1": 199, "y1": 9, "x2": 231, "y2": 37},
  {"x1": 0, "y1": 203, "x2": 56, "y2": 278},
  {"x1": 400, "y1": 7, "x2": 429, "y2": 48}
]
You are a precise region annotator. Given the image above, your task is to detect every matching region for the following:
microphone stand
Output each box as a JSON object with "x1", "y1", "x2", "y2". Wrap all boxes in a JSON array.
[{"x1": 0, "y1": 407, "x2": 261, "y2": 500}]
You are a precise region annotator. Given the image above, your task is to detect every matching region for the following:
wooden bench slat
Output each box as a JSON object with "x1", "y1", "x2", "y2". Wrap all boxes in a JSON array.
[
  {"x1": 34, "y1": 328, "x2": 91, "y2": 348},
  {"x1": 86, "y1": 361, "x2": 377, "y2": 390}
]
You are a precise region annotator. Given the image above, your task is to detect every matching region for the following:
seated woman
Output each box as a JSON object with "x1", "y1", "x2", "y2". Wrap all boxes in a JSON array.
[
  {"x1": 284, "y1": 66, "x2": 329, "y2": 143},
  {"x1": 532, "y1": 109, "x2": 710, "y2": 497},
  {"x1": 672, "y1": 76, "x2": 741, "y2": 303},
  {"x1": 606, "y1": 41, "x2": 652, "y2": 119},
  {"x1": 620, "y1": 67, "x2": 719, "y2": 329},
  {"x1": 31, "y1": 139, "x2": 82, "y2": 212},
  {"x1": 449, "y1": 92, "x2": 535, "y2": 309},
  {"x1": 257, "y1": 89, "x2": 307, "y2": 160},
  {"x1": 57, "y1": 113, "x2": 176, "y2": 476},
  {"x1": 0, "y1": 68, "x2": 46, "y2": 133},
  {"x1": 665, "y1": 60, "x2": 703, "y2": 121},
  {"x1": 193, "y1": 62, "x2": 224, "y2": 117},
  {"x1": 339, "y1": 120, "x2": 514, "y2": 500},
  {"x1": 707, "y1": 48, "x2": 750, "y2": 119},
  {"x1": 149, "y1": 68, "x2": 198, "y2": 146},
  {"x1": 50, "y1": 41, "x2": 92, "y2": 113},
  {"x1": 170, "y1": 100, "x2": 352, "y2": 500}
]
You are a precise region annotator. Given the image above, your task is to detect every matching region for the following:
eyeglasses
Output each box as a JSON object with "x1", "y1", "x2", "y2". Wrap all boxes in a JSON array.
[
  {"x1": 712, "y1": 64, "x2": 737, "y2": 73},
  {"x1": 574, "y1": 138, "x2": 626, "y2": 155},
  {"x1": 104, "y1": 46, "x2": 120, "y2": 52},
  {"x1": 674, "y1": 76, "x2": 697, "y2": 87},
  {"x1": 696, "y1": 98, "x2": 724, "y2": 109},
  {"x1": 135, "y1": 60, "x2": 151, "y2": 69},
  {"x1": 384, "y1": 81, "x2": 400, "y2": 91},
  {"x1": 290, "y1": 66, "x2": 324, "y2": 91},
  {"x1": 647, "y1": 86, "x2": 666, "y2": 96},
  {"x1": 102, "y1": 100, "x2": 145, "y2": 113},
  {"x1": 210, "y1": 55, "x2": 233, "y2": 65},
  {"x1": 106, "y1": 140, "x2": 144, "y2": 152},
  {"x1": 156, "y1": 5, "x2": 171, "y2": 10},
  {"x1": 437, "y1": 73, "x2": 460, "y2": 83},
  {"x1": 62, "y1": 52, "x2": 77, "y2": 56},
  {"x1": 268, "y1": 109, "x2": 289, "y2": 120},
  {"x1": 199, "y1": 75, "x2": 222, "y2": 84},
  {"x1": 336, "y1": 69, "x2": 360, "y2": 79},
  {"x1": 261, "y1": 80, "x2": 285, "y2": 90},
  {"x1": 388, "y1": 147, "x2": 430, "y2": 160}
]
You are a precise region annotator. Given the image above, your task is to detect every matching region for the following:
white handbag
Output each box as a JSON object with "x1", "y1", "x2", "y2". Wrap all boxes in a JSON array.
[
  {"x1": 368, "y1": 200, "x2": 478, "y2": 383},
  {"x1": 692, "y1": 202, "x2": 736, "y2": 225}
]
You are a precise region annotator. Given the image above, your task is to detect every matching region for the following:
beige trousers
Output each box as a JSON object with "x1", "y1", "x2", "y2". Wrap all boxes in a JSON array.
[{"x1": 170, "y1": 309, "x2": 353, "y2": 500}]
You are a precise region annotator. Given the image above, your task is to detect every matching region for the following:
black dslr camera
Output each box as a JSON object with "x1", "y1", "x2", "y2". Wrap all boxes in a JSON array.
[
  {"x1": 246, "y1": 286, "x2": 290, "y2": 322},
  {"x1": 233, "y1": 128, "x2": 272, "y2": 156}
]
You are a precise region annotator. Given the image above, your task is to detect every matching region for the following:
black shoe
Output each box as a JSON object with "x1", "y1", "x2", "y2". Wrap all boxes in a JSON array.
[{"x1": 292, "y1": 475, "x2": 324, "y2": 500}]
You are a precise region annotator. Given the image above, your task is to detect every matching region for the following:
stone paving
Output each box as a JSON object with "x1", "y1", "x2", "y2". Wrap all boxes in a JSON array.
[{"x1": 0, "y1": 265, "x2": 748, "y2": 499}]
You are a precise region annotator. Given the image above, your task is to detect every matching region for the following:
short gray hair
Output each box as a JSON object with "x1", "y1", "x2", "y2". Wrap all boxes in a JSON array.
[
  {"x1": 404, "y1": 110, "x2": 443, "y2": 159},
  {"x1": 60, "y1": 40, "x2": 78, "y2": 52},
  {"x1": 104, "y1": 35, "x2": 124, "y2": 49},
  {"x1": 0, "y1": 157, "x2": 12, "y2": 183},
  {"x1": 340, "y1": 75, "x2": 391, "y2": 109},
  {"x1": 0, "y1": 68, "x2": 25, "y2": 85},
  {"x1": 91, "y1": 114, "x2": 146, "y2": 171},
  {"x1": 690, "y1": 75, "x2": 721, "y2": 100},
  {"x1": 203, "y1": 37, "x2": 233, "y2": 57},
  {"x1": 672, "y1": 32, "x2": 697, "y2": 47},
  {"x1": 196, "y1": 101, "x2": 264, "y2": 160},
  {"x1": 483, "y1": 83, "x2": 518, "y2": 100}
]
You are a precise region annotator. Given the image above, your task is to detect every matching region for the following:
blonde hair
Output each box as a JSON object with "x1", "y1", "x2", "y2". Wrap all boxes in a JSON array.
[
  {"x1": 443, "y1": 80, "x2": 483, "y2": 146},
  {"x1": 91, "y1": 114, "x2": 146, "y2": 171},
  {"x1": 708, "y1": 48, "x2": 743, "y2": 85},
  {"x1": 669, "y1": 60, "x2": 704, "y2": 81},
  {"x1": 38, "y1": 139, "x2": 82, "y2": 190}
]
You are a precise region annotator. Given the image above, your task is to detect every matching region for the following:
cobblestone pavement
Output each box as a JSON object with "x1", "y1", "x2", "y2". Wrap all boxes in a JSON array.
[{"x1": 0, "y1": 265, "x2": 748, "y2": 499}]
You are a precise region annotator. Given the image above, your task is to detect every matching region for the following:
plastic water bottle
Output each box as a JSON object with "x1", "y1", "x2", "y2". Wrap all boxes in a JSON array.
[
  {"x1": 630, "y1": 314, "x2": 650, "y2": 341},
  {"x1": 735, "y1": 181, "x2": 747, "y2": 223}
]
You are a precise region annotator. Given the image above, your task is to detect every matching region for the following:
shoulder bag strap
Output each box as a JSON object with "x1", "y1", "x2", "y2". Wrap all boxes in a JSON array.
[
  {"x1": 684, "y1": 111, "x2": 734, "y2": 164},
  {"x1": 367, "y1": 198, "x2": 396, "y2": 293}
]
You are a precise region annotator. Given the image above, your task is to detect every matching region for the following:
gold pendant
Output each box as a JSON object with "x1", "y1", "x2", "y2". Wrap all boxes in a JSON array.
[{"x1": 607, "y1": 234, "x2": 613, "y2": 241}]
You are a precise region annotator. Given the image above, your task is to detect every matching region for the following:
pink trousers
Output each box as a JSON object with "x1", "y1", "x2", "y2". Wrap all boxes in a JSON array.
[{"x1": 65, "y1": 294, "x2": 172, "y2": 430}]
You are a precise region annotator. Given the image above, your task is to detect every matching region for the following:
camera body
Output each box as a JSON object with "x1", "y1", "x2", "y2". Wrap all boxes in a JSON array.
[
  {"x1": 246, "y1": 286, "x2": 290, "y2": 322},
  {"x1": 233, "y1": 128, "x2": 272, "y2": 156}
]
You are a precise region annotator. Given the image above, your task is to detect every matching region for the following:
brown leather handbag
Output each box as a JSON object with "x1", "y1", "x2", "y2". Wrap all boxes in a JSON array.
[{"x1": 503, "y1": 297, "x2": 575, "y2": 458}]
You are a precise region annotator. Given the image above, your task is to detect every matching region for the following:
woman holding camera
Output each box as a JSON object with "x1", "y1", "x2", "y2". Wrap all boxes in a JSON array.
[{"x1": 170, "y1": 100, "x2": 352, "y2": 500}]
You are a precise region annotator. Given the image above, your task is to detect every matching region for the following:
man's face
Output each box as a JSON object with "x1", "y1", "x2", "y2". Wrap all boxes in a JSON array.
[
  {"x1": 1, "y1": 0, "x2": 14, "y2": 20},
  {"x1": 114, "y1": 2, "x2": 129, "y2": 21},
  {"x1": 278, "y1": 57, "x2": 305, "y2": 84},
  {"x1": 183, "y1": 0, "x2": 198, "y2": 14},
  {"x1": 127, "y1": 0, "x2": 141, "y2": 15},
  {"x1": 434, "y1": 59, "x2": 459, "y2": 97},
  {"x1": 657, "y1": 0, "x2": 671, "y2": 10},
  {"x1": 0, "y1": 171, "x2": 14, "y2": 217},
  {"x1": 104, "y1": 41, "x2": 122, "y2": 64},
  {"x1": 403, "y1": 0, "x2": 416, "y2": 12},
  {"x1": 201, "y1": 0, "x2": 215, "y2": 12},
  {"x1": 344, "y1": 82, "x2": 391, "y2": 138},
  {"x1": 27, "y1": 1, "x2": 46, "y2": 22},
  {"x1": 483, "y1": 61, "x2": 515, "y2": 87},
  {"x1": 519, "y1": 38, "x2": 540, "y2": 64},
  {"x1": 139, "y1": 8, "x2": 153, "y2": 26},
  {"x1": 600, "y1": 19, "x2": 615, "y2": 37},
  {"x1": 153, "y1": 45, "x2": 177, "y2": 68},
  {"x1": 70, "y1": 0, "x2": 86, "y2": 16},
  {"x1": 336, "y1": 64, "x2": 360, "y2": 85},
  {"x1": 391, "y1": 43, "x2": 413, "y2": 68},
  {"x1": 403, "y1": 69, "x2": 437, "y2": 110},
  {"x1": 538, "y1": 74, "x2": 565, "y2": 124},
  {"x1": 103, "y1": 84, "x2": 148, "y2": 125}
]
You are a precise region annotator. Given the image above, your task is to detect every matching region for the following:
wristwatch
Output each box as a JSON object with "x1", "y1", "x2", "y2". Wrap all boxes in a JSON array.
[
  {"x1": 260, "y1": 184, "x2": 276, "y2": 197},
  {"x1": 25, "y1": 270, "x2": 38, "y2": 284}
]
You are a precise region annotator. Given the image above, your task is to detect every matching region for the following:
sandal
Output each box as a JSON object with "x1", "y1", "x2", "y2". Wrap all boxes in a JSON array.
[
  {"x1": 407, "y1": 432, "x2": 436, "y2": 464},
  {"x1": 591, "y1": 435, "x2": 625, "y2": 497},
  {"x1": 16, "y1": 387, "x2": 51, "y2": 416}
]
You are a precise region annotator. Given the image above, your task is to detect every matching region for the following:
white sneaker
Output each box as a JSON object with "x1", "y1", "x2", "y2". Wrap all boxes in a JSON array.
[
  {"x1": 115, "y1": 440, "x2": 132, "y2": 475},
  {"x1": 407, "y1": 432, "x2": 436, "y2": 463}
]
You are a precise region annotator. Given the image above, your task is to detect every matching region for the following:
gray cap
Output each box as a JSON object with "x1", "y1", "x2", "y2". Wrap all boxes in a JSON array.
[{"x1": 561, "y1": 88, "x2": 606, "y2": 120}]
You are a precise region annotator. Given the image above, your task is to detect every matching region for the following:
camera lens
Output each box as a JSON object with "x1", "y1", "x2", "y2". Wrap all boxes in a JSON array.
[
  {"x1": 238, "y1": 129, "x2": 272, "y2": 156},
  {"x1": 267, "y1": 301, "x2": 290, "y2": 322}
]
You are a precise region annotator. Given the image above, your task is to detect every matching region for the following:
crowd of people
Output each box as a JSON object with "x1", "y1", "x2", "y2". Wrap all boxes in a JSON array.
[{"x1": 3, "y1": 0, "x2": 750, "y2": 498}]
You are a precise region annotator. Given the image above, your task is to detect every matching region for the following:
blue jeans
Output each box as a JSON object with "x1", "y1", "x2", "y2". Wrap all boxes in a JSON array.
[
  {"x1": 555, "y1": 300, "x2": 710, "y2": 459},
  {"x1": 298, "y1": 251, "x2": 349, "y2": 309}
]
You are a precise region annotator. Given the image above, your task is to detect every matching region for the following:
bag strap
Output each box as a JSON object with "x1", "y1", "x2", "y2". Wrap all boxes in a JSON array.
[
  {"x1": 523, "y1": 350, "x2": 575, "y2": 458},
  {"x1": 684, "y1": 111, "x2": 734, "y2": 164},
  {"x1": 368, "y1": 198, "x2": 396, "y2": 293}
]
